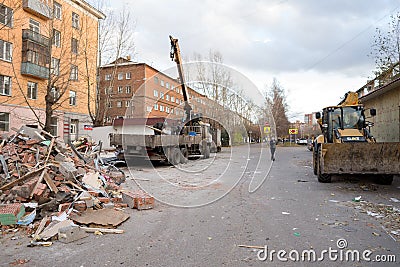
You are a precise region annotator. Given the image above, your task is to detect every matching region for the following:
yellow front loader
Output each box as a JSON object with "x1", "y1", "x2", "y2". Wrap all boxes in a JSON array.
[{"x1": 312, "y1": 92, "x2": 400, "y2": 184}]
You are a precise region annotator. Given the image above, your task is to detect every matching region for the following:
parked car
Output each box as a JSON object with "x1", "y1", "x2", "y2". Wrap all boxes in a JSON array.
[{"x1": 297, "y1": 138, "x2": 308, "y2": 145}]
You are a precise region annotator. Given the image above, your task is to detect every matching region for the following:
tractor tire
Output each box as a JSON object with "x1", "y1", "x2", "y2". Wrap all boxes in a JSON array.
[
  {"x1": 313, "y1": 145, "x2": 318, "y2": 175},
  {"x1": 180, "y1": 148, "x2": 189, "y2": 164},
  {"x1": 204, "y1": 145, "x2": 210, "y2": 159},
  {"x1": 317, "y1": 147, "x2": 331, "y2": 183},
  {"x1": 169, "y1": 148, "x2": 181, "y2": 165},
  {"x1": 376, "y1": 175, "x2": 393, "y2": 185}
]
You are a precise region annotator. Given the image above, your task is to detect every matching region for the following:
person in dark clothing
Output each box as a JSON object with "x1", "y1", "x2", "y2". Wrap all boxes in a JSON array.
[{"x1": 269, "y1": 139, "x2": 276, "y2": 161}]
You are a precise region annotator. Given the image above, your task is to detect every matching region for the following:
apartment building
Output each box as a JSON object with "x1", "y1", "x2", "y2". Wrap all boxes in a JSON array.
[
  {"x1": 99, "y1": 57, "x2": 210, "y2": 124},
  {"x1": 0, "y1": 0, "x2": 104, "y2": 142}
]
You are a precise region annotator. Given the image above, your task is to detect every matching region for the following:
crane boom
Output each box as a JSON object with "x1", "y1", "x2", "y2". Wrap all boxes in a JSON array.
[{"x1": 169, "y1": 35, "x2": 192, "y2": 121}]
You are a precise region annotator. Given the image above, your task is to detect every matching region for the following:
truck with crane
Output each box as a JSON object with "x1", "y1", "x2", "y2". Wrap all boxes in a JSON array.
[
  {"x1": 109, "y1": 36, "x2": 221, "y2": 164},
  {"x1": 313, "y1": 92, "x2": 400, "y2": 184}
]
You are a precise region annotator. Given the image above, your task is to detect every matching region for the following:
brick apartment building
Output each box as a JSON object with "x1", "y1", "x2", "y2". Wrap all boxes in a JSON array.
[
  {"x1": 99, "y1": 57, "x2": 211, "y2": 124},
  {"x1": 0, "y1": 0, "x2": 104, "y2": 142}
]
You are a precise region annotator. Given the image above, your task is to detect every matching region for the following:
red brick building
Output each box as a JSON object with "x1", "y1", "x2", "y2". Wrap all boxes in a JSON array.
[{"x1": 99, "y1": 58, "x2": 210, "y2": 124}]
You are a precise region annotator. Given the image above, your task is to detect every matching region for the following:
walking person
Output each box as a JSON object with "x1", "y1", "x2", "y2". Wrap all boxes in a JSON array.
[{"x1": 269, "y1": 138, "x2": 276, "y2": 161}]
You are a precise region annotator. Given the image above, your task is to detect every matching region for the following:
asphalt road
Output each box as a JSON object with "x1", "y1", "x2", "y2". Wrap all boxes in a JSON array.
[{"x1": 1, "y1": 145, "x2": 399, "y2": 266}]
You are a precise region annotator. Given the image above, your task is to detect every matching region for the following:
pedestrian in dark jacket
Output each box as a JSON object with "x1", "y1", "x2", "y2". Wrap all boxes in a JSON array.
[{"x1": 270, "y1": 139, "x2": 276, "y2": 161}]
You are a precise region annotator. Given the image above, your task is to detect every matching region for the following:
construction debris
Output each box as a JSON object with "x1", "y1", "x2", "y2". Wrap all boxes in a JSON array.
[{"x1": 0, "y1": 125, "x2": 155, "y2": 246}]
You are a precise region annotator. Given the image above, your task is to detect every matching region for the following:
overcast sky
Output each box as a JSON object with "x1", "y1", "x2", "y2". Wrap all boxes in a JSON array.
[{"x1": 90, "y1": 0, "x2": 400, "y2": 121}]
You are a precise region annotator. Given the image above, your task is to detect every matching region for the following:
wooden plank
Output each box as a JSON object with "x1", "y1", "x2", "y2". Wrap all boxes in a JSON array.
[
  {"x1": 0, "y1": 167, "x2": 45, "y2": 191},
  {"x1": 43, "y1": 171, "x2": 58, "y2": 193},
  {"x1": 32, "y1": 216, "x2": 49, "y2": 241},
  {"x1": 44, "y1": 138, "x2": 55, "y2": 164},
  {"x1": 80, "y1": 226, "x2": 124, "y2": 234},
  {"x1": 29, "y1": 168, "x2": 47, "y2": 199}
]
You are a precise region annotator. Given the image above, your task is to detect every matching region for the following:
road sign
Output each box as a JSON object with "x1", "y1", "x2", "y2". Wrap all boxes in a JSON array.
[
  {"x1": 264, "y1": 126, "x2": 271, "y2": 134},
  {"x1": 289, "y1": 128, "x2": 298, "y2": 134}
]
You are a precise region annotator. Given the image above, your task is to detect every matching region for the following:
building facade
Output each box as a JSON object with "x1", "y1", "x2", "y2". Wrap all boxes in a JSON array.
[
  {"x1": 0, "y1": 0, "x2": 104, "y2": 142},
  {"x1": 356, "y1": 69, "x2": 400, "y2": 142},
  {"x1": 99, "y1": 58, "x2": 210, "y2": 124}
]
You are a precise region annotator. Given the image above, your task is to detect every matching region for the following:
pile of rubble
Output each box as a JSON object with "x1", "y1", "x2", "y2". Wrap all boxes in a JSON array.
[{"x1": 0, "y1": 126, "x2": 154, "y2": 246}]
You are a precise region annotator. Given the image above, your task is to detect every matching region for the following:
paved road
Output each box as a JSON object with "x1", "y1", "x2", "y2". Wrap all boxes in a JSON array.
[{"x1": 1, "y1": 145, "x2": 399, "y2": 266}]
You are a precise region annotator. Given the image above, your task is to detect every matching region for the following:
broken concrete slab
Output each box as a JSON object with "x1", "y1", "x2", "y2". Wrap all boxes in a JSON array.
[
  {"x1": 69, "y1": 208, "x2": 129, "y2": 227},
  {"x1": 58, "y1": 225, "x2": 89, "y2": 243},
  {"x1": 39, "y1": 219, "x2": 74, "y2": 241}
]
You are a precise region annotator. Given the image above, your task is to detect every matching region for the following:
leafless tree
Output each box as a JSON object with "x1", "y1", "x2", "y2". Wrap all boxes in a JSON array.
[
  {"x1": 85, "y1": 7, "x2": 136, "y2": 126},
  {"x1": 370, "y1": 12, "x2": 400, "y2": 75},
  {"x1": 264, "y1": 78, "x2": 290, "y2": 138}
]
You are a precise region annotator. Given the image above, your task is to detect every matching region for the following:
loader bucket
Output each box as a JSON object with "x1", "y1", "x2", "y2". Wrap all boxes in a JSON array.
[{"x1": 320, "y1": 142, "x2": 400, "y2": 175}]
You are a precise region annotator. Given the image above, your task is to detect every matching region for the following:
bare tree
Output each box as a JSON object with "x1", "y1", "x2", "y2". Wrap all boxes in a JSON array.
[
  {"x1": 370, "y1": 12, "x2": 400, "y2": 75},
  {"x1": 85, "y1": 7, "x2": 136, "y2": 126},
  {"x1": 265, "y1": 78, "x2": 290, "y2": 138}
]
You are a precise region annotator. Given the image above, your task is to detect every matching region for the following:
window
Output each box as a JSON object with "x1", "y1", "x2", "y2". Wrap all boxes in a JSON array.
[
  {"x1": 176, "y1": 98, "x2": 180, "y2": 104},
  {"x1": 116, "y1": 101, "x2": 122, "y2": 108},
  {"x1": 154, "y1": 76, "x2": 159, "y2": 84},
  {"x1": 171, "y1": 96, "x2": 175, "y2": 102},
  {"x1": 126, "y1": 86, "x2": 131, "y2": 94},
  {"x1": 50, "y1": 117, "x2": 57, "y2": 136},
  {"x1": 125, "y1": 101, "x2": 130, "y2": 107},
  {"x1": 107, "y1": 87, "x2": 112, "y2": 93},
  {"x1": 70, "y1": 123, "x2": 77, "y2": 135},
  {"x1": 53, "y1": 29, "x2": 61, "y2": 47},
  {"x1": 160, "y1": 105, "x2": 164, "y2": 112},
  {"x1": 165, "y1": 94, "x2": 170, "y2": 101},
  {"x1": 29, "y1": 19, "x2": 40, "y2": 33},
  {"x1": 0, "y1": 39, "x2": 12, "y2": 62},
  {"x1": 166, "y1": 82, "x2": 169, "y2": 89},
  {"x1": 69, "y1": 90, "x2": 76, "y2": 106},
  {"x1": 117, "y1": 86, "x2": 123, "y2": 93},
  {"x1": 107, "y1": 101, "x2": 112, "y2": 108},
  {"x1": 0, "y1": 75, "x2": 11, "y2": 95},
  {"x1": 0, "y1": 4, "x2": 13, "y2": 27},
  {"x1": 105, "y1": 74, "x2": 112, "y2": 81},
  {"x1": 72, "y1": 12, "x2": 80, "y2": 29},
  {"x1": 27, "y1": 81, "x2": 37, "y2": 100},
  {"x1": 51, "y1": 57, "x2": 60, "y2": 76},
  {"x1": 153, "y1": 90, "x2": 158, "y2": 97},
  {"x1": 118, "y1": 73, "x2": 123, "y2": 80},
  {"x1": 70, "y1": 65, "x2": 78, "y2": 80},
  {"x1": 154, "y1": 103, "x2": 158, "y2": 110},
  {"x1": 71, "y1": 38, "x2": 78, "y2": 54},
  {"x1": 53, "y1": 2, "x2": 62, "y2": 20},
  {"x1": 166, "y1": 107, "x2": 170, "y2": 113},
  {"x1": 160, "y1": 92, "x2": 164, "y2": 99},
  {"x1": 0, "y1": 112, "x2": 9, "y2": 131},
  {"x1": 51, "y1": 87, "x2": 59, "y2": 100},
  {"x1": 126, "y1": 72, "x2": 131, "y2": 79},
  {"x1": 160, "y1": 80, "x2": 164, "y2": 87},
  {"x1": 170, "y1": 108, "x2": 174, "y2": 114}
]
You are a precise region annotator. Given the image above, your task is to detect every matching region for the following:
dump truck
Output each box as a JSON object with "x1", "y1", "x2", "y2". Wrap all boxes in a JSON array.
[
  {"x1": 109, "y1": 36, "x2": 221, "y2": 164},
  {"x1": 313, "y1": 92, "x2": 400, "y2": 184}
]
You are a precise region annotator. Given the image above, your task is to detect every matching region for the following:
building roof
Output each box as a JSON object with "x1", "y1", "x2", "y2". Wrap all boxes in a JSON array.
[
  {"x1": 71, "y1": 0, "x2": 106, "y2": 19},
  {"x1": 359, "y1": 76, "x2": 400, "y2": 102}
]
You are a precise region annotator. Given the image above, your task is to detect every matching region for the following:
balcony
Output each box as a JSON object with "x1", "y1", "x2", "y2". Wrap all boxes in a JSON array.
[
  {"x1": 23, "y1": 0, "x2": 52, "y2": 20},
  {"x1": 21, "y1": 62, "x2": 49, "y2": 79},
  {"x1": 22, "y1": 29, "x2": 49, "y2": 47}
]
